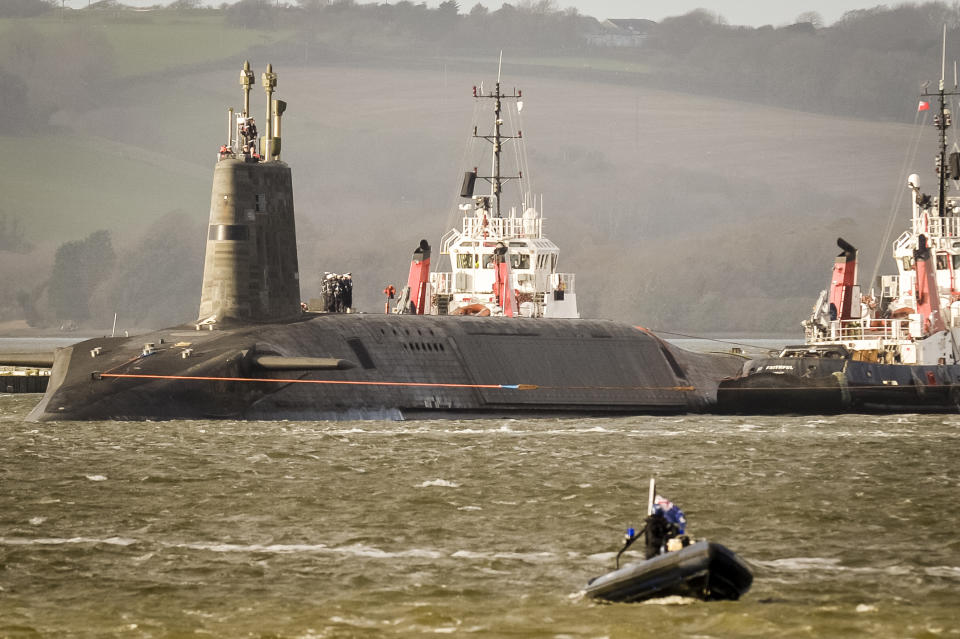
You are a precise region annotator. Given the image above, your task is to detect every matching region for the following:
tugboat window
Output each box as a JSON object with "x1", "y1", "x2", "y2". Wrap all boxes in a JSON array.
[
  {"x1": 456, "y1": 254, "x2": 474, "y2": 269},
  {"x1": 937, "y1": 254, "x2": 949, "y2": 269},
  {"x1": 511, "y1": 254, "x2": 530, "y2": 269},
  {"x1": 952, "y1": 255, "x2": 960, "y2": 269},
  {"x1": 902, "y1": 256, "x2": 915, "y2": 270}
]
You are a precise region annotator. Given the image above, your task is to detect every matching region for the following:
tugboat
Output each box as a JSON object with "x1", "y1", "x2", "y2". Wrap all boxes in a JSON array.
[
  {"x1": 395, "y1": 66, "x2": 578, "y2": 319},
  {"x1": 718, "y1": 36, "x2": 960, "y2": 413}
]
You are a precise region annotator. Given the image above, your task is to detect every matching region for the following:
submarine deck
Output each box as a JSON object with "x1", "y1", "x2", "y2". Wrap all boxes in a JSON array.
[{"x1": 27, "y1": 314, "x2": 743, "y2": 421}]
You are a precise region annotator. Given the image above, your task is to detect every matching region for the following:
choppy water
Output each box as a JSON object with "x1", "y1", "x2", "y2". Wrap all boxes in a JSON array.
[{"x1": 1, "y1": 393, "x2": 958, "y2": 638}]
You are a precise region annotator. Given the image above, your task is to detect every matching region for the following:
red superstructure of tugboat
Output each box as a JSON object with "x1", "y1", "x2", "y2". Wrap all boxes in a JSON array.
[
  {"x1": 394, "y1": 65, "x2": 578, "y2": 319},
  {"x1": 718, "y1": 34, "x2": 960, "y2": 413}
]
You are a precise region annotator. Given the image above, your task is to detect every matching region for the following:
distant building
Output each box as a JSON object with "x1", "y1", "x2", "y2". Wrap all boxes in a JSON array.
[{"x1": 586, "y1": 18, "x2": 656, "y2": 48}]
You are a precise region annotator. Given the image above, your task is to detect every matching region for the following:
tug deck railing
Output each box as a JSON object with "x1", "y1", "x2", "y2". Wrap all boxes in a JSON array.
[{"x1": 808, "y1": 318, "x2": 912, "y2": 342}]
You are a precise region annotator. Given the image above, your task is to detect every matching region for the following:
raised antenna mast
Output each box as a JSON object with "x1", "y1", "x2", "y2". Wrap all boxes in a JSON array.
[
  {"x1": 472, "y1": 56, "x2": 522, "y2": 218},
  {"x1": 239, "y1": 60, "x2": 254, "y2": 118},
  {"x1": 942, "y1": 24, "x2": 948, "y2": 91},
  {"x1": 923, "y1": 24, "x2": 960, "y2": 217}
]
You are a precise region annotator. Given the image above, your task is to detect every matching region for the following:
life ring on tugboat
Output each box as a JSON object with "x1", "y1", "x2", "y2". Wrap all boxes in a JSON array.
[{"x1": 451, "y1": 303, "x2": 491, "y2": 316}]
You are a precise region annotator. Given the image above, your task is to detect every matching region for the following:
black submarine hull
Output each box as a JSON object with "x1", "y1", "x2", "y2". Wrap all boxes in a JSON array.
[
  {"x1": 584, "y1": 541, "x2": 753, "y2": 603},
  {"x1": 717, "y1": 356, "x2": 960, "y2": 413},
  {"x1": 27, "y1": 314, "x2": 742, "y2": 422}
]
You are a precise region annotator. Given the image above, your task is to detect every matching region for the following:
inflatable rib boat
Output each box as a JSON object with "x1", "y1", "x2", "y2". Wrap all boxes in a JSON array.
[{"x1": 584, "y1": 540, "x2": 752, "y2": 603}]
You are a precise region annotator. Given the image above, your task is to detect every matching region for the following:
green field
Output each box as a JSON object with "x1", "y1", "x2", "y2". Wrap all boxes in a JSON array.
[
  {"x1": 0, "y1": 133, "x2": 209, "y2": 243},
  {"x1": 0, "y1": 9, "x2": 923, "y2": 331},
  {"x1": 0, "y1": 11, "x2": 292, "y2": 79},
  {"x1": 0, "y1": 9, "x2": 655, "y2": 80}
]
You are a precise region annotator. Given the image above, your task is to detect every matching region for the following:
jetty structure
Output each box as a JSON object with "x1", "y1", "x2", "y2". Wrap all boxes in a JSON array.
[{"x1": 15, "y1": 62, "x2": 742, "y2": 421}]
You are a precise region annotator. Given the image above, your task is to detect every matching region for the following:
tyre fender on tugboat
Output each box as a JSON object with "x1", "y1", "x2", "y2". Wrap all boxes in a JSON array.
[{"x1": 451, "y1": 303, "x2": 491, "y2": 316}]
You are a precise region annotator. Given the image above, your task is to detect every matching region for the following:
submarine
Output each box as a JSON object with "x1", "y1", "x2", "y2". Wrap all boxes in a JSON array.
[{"x1": 20, "y1": 62, "x2": 743, "y2": 422}]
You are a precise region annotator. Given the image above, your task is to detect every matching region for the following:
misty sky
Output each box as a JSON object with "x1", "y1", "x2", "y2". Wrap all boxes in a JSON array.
[{"x1": 64, "y1": 0, "x2": 885, "y2": 27}]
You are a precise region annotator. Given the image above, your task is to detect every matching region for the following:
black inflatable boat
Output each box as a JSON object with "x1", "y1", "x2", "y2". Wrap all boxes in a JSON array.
[{"x1": 584, "y1": 540, "x2": 753, "y2": 603}]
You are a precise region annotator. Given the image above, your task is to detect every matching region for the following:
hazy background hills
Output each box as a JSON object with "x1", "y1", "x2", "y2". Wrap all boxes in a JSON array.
[{"x1": 2, "y1": 0, "x2": 959, "y2": 337}]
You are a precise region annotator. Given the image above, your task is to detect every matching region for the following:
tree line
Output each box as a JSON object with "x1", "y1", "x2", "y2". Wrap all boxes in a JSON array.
[
  {"x1": 224, "y1": 0, "x2": 589, "y2": 53},
  {"x1": 639, "y1": 4, "x2": 960, "y2": 121},
  {"x1": 220, "y1": 0, "x2": 960, "y2": 122},
  {"x1": 7, "y1": 0, "x2": 960, "y2": 123},
  {"x1": 10, "y1": 214, "x2": 204, "y2": 330},
  {"x1": 6, "y1": 0, "x2": 960, "y2": 331}
]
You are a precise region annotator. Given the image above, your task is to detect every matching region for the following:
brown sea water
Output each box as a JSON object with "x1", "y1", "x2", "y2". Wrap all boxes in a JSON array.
[{"x1": 1, "y1": 393, "x2": 958, "y2": 638}]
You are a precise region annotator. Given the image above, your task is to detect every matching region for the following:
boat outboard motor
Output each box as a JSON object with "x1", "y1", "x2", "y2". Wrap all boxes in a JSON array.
[
  {"x1": 642, "y1": 511, "x2": 675, "y2": 559},
  {"x1": 615, "y1": 511, "x2": 681, "y2": 568}
]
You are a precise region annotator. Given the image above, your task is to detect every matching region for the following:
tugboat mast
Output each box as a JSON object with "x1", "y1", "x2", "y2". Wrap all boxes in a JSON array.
[
  {"x1": 472, "y1": 55, "x2": 522, "y2": 218},
  {"x1": 924, "y1": 25, "x2": 960, "y2": 217}
]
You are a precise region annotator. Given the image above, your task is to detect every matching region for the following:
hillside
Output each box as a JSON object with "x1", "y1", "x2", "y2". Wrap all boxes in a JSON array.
[{"x1": 0, "y1": 7, "x2": 947, "y2": 334}]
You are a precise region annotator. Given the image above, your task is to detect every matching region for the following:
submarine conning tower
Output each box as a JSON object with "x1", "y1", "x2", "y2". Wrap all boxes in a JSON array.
[{"x1": 197, "y1": 61, "x2": 300, "y2": 325}]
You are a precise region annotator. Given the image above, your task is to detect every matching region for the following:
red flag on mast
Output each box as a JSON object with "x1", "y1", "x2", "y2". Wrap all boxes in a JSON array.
[{"x1": 918, "y1": 100, "x2": 931, "y2": 111}]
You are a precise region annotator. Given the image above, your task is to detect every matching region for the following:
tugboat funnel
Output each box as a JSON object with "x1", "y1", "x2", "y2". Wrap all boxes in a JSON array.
[
  {"x1": 914, "y1": 234, "x2": 947, "y2": 335},
  {"x1": 396, "y1": 240, "x2": 431, "y2": 314},
  {"x1": 837, "y1": 237, "x2": 856, "y2": 256},
  {"x1": 828, "y1": 237, "x2": 859, "y2": 321}
]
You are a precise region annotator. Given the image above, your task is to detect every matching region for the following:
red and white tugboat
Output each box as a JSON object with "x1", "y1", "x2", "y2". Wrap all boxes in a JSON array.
[
  {"x1": 394, "y1": 69, "x2": 578, "y2": 319},
  {"x1": 719, "y1": 42, "x2": 960, "y2": 413}
]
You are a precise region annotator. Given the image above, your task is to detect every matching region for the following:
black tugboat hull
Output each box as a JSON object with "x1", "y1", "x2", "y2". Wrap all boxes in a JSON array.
[
  {"x1": 717, "y1": 357, "x2": 960, "y2": 413},
  {"x1": 25, "y1": 314, "x2": 743, "y2": 422},
  {"x1": 584, "y1": 541, "x2": 752, "y2": 603}
]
